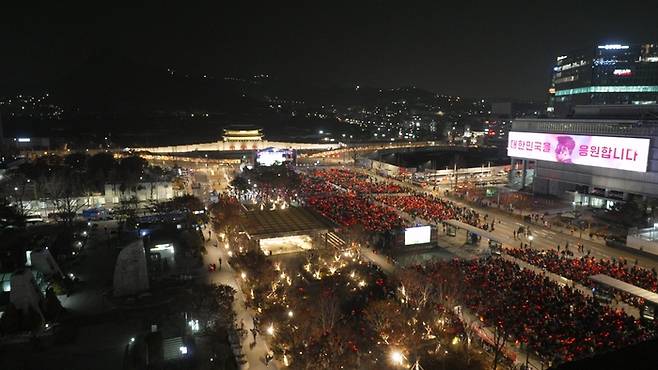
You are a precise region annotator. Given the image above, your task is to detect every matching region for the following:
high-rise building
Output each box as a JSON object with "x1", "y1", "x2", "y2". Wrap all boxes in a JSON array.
[{"x1": 548, "y1": 43, "x2": 658, "y2": 117}]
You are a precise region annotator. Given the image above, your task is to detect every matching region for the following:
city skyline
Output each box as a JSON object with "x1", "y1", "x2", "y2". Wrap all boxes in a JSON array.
[
  {"x1": 3, "y1": 3, "x2": 658, "y2": 370},
  {"x1": 2, "y1": 1, "x2": 658, "y2": 99}
]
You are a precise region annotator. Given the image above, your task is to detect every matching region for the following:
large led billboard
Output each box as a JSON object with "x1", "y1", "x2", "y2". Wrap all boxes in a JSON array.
[
  {"x1": 404, "y1": 225, "x2": 431, "y2": 245},
  {"x1": 507, "y1": 131, "x2": 650, "y2": 172},
  {"x1": 256, "y1": 148, "x2": 294, "y2": 167}
]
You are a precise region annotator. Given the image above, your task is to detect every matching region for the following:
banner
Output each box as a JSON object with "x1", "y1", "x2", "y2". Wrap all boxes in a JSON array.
[{"x1": 507, "y1": 131, "x2": 650, "y2": 172}]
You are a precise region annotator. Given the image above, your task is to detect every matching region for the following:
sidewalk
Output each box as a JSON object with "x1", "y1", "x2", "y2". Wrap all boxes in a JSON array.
[
  {"x1": 202, "y1": 229, "x2": 277, "y2": 370},
  {"x1": 447, "y1": 194, "x2": 608, "y2": 248}
]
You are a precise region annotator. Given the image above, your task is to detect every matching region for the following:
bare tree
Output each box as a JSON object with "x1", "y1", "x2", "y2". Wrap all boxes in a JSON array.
[
  {"x1": 461, "y1": 317, "x2": 478, "y2": 366},
  {"x1": 319, "y1": 291, "x2": 340, "y2": 333},
  {"x1": 363, "y1": 299, "x2": 400, "y2": 344},
  {"x1": 491, "y1": 323, "x2": 510, "y2": 370},
  {"x1": 395, "y1": 268, "x2": 434, "y2": 309},
  {"x1": 185, "y1": 284, "x2": 236, "y2": 331},
  {"x1": 4, "y1": 173, "x2": 32, "y2": 217},
  {"x1": 44, "y1": 170, "x2": 87, "y2": 225},
  {"x1": 209, "y1": 195, "x2": 243, "y2": 235}
]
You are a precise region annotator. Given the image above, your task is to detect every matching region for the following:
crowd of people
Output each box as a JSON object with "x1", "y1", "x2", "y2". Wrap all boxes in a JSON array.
[
  {"x1": 422, "y1": 257, "x2": 652, "y2": 364},
  {"x1": 305, "y1": 194, "x2": 403, "y2": 232},
  {"x1": 376, "y1": 192, "x2": 490, "y2": 229},
  {"x1": 246, "y1": 182, "x2": 299, "y2": 205},
  {"x1": 507, "y1": 248, "x2": 658, "y2": 304},
  {"x1": 308, "y1": 168, "x2": 404, "y2": 194},
  {"x1": 376, "y1": 194, "x2": 456, "y2": 222},
  {"x1": 297, "y1": 169, "x2": 405, "y2": 232},
  {"x1": 298, "y1": 167, "x2": 494, "y2": 233},
  {"x1": 236, "y1": 165, "x2": 658, "y2": 366},
  {"x1": 299, "y1": 174, "x2": 337, "y2": 195}
]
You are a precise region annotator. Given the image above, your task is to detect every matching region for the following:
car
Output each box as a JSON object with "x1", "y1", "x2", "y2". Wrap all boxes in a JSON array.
[{"x1": 26, "y1": 215, "x2": 45, "y2": 224}]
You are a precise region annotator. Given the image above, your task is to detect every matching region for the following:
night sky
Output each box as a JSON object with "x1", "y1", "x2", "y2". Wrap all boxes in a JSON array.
[{"x1": 2, "y1": 1, "x2": 658, "y2": 100}]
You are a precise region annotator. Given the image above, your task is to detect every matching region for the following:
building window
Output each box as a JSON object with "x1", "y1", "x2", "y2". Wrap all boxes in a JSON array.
[{"x1": 555, "y1": 85, "x2": 658, "y2": 96}]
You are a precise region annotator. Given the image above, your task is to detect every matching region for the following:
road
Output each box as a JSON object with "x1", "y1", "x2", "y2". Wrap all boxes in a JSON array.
[
  {"x1": 202, "y1": 228, "x2": 277, "y2": 370},
  {"x1": 145, "y1": 155, "x2": 236, "y2": 200},
  {"x1": 144, "y1": 157, "x2": 273, "y2": 367},
  {"x1": 59, "y1": 220, "x2": 121, "y2": 315},
  {"x1": 352, "y1": 165, "x2": 658, "y2": 271}
]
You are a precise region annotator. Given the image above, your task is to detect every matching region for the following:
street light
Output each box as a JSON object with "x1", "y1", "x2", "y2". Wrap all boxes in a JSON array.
[
  {"x1": 528, "y1": 235, "x2": 534, "y2": 248},
  {"x1": 390, "y1": 350, "x2": 405, "y2": 366},
  {"x1": 390, "y1": 350, "x2": 424, "y2": 370}
]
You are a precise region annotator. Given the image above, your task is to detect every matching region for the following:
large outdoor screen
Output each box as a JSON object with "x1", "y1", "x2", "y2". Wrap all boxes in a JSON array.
[
  {"x1": 256, "y1": 148, "x2": 294, "y2": 167},
  {"x1": 507, "y1": 131, "x2": 650, "y2": 172},
  {"x1": 404, "y1": 225, "x2": 431, "y2": 245}
]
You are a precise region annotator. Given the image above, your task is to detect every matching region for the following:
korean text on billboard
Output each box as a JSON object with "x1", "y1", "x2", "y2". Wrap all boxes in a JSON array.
[{"x1": 507, "y1": 132, "x2": 650, "y2": 172}]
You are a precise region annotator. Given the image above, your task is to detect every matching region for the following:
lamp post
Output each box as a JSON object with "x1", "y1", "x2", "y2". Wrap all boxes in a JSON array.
[
  {"x1": 528, "y1": 235, "x2": 534, "y2": 248},
  {"x1": 390, "y1": 350, "x2": 405, "y2": 367},
  {"x1": 390, "y1": 350, "x2": 424, "y2": 370}
]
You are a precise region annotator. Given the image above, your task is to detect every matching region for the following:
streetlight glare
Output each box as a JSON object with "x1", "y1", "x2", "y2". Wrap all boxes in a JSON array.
[{"x1": 390, "y1": 349, "x2": 404, "y2": 365}]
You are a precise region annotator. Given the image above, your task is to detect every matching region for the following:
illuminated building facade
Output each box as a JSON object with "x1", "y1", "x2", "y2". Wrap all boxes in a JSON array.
[
  {"x1": 509, "y1": 118, "x2": 658, "y2": 205},
  {"x1": 548, "y1": 43, "x2": 658, "y2": 117},
  {"x1": 222, "y1": 125, "x2": 264, "y2": 142}
]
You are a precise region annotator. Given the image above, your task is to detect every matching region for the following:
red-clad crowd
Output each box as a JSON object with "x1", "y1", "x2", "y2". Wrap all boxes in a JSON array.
[
  {"x1": 306, "y1": 194, "x2": 403, "y2": 232},
  {"x1": 422, "y1": 258, "x2": 652, "y2": 365},
  {"x1": 376, "y1": 193, "x2": 486, "y2": 228},
  {"x1": 376, "y1": 194, "x2": 456, "y2": 222},
  {"x1": 297, "y1": 169, "x2": 404, "y2": 232},
  {"x1": 507, "y1": 248, "x2": 658, "y2": 303},
  {"x1": 240, "y1": 166, "x2": 656, "y2": 366},
  {"x1": 297, "y1": 168, "x2": 492, "y2": 233},
  {"x1": 299, "y1": 174, "x2": 336, "y2": 195},
  {"x1": 308, "y1": 168, "x2": 404, "y2": 194}
]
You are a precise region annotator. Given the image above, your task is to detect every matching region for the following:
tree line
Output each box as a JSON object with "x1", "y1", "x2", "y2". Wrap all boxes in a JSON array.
[{"x1": 1, "y1": 152, "x2": 173, "y2": 225}]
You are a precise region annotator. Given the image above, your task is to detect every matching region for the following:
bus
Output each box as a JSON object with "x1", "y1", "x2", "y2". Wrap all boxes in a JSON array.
[{"x1": 82, "y1": 208, "x2": 110, "y2": 221}]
